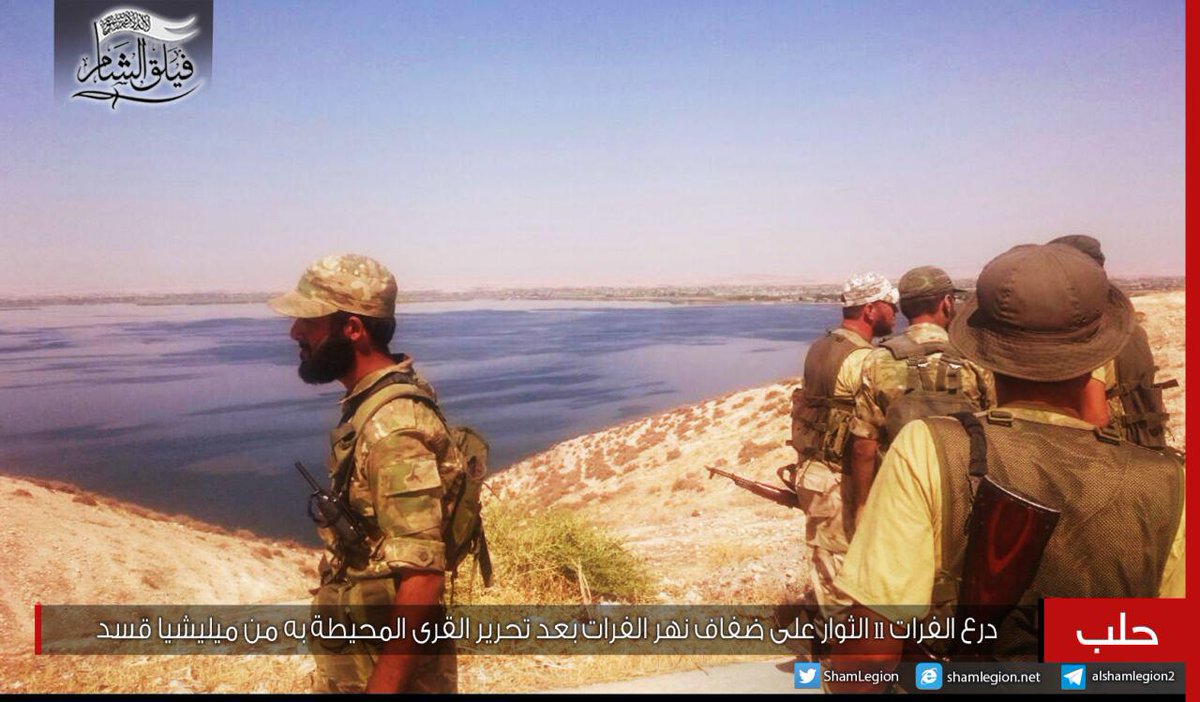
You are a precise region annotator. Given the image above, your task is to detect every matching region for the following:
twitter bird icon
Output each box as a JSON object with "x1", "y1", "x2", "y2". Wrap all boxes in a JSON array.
[{"x1": 794, "y1": 662, "x2": 821, "y2": 689}]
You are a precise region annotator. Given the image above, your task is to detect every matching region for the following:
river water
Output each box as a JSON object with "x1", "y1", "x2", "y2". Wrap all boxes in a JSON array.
[{"x1": 0, "y1": 300, "x2": 836, "y2": 541}]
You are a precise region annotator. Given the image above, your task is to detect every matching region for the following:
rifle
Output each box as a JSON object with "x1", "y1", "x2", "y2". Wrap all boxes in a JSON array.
[
  {"x1": 294, "y1": 461, "x2": 372, "y2": 567},
  {"x1": 952, "y1": 475, "x2": 1059, "y2": 658},
  {"x1": 904, "y1": 414, "x2": 1060, "y2": 666},
  {"x1": 705, "y1": 465, "x2": 805, "y2": 510}
]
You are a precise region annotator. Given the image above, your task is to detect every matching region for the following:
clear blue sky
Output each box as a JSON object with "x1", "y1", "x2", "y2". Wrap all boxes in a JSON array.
[{"x1": 0, "y1": 0, "x2": 1185, "y2": 293}]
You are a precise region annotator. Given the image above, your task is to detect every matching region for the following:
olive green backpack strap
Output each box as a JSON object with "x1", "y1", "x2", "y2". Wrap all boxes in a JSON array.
[
  {"x1": 329, "y1": 377, "x2": 440, "y2": 501},
  {"x1": 340, "y1": 372, "x2": 494, "y2": 592},
  {"x1": 341, "y1": 373, "x2": 442, "y2": 426}
]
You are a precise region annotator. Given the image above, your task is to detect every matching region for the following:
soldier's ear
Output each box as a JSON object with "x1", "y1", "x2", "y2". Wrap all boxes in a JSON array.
[
  {"x1": 862, "y1": 301, "x2": 877, "y2": 323},
  {"x1": 342, "y1": 315, "x2": 369, "y2": 345}
]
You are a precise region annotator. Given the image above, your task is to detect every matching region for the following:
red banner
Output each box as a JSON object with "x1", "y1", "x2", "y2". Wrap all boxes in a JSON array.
[{"x1": 1043, "y1": 598, "x2": 1187, "y2": 663}]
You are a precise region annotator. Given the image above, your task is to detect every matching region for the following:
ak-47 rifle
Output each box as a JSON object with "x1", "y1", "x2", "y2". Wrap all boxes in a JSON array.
[
  {"x1": 705, "y1": 464, "x2": 809, "y2": 510},
  {"x1": 905, "y1": 414, "x2": 1060, "y2": 665}
]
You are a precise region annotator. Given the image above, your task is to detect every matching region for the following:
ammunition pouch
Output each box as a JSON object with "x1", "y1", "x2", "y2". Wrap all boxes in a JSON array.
[
  {"x1": 790, "y1": 390, "x2": 855, "y2": 466},
  {"x1": 880, "y1": 337, "x2": 977, "y2": 446}
]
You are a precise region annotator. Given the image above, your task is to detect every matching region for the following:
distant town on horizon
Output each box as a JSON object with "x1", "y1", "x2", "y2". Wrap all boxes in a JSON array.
[{"x1": 0, "y1": 276, "x2": 1185, "y2": 310}]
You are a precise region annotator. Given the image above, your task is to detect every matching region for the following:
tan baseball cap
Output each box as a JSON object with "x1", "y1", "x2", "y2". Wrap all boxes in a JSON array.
[
  {"x1": 268, "y1": 253, "x2": 397, "y2": 319},
  {"x1": 948, "y1": 244, "x2": 1133, "y2": 381},
  {"x1": 841, "y1": 272, "x2": 899, "y2": 308}
]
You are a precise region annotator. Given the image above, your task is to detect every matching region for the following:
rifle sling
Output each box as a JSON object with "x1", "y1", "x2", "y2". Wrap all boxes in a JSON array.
[
  {"x1": 949, "y1": 412, "x2": 988, "y2": 498},
  {"x1": 333, "y1": 371, "x2": 445, "y2": 502}
]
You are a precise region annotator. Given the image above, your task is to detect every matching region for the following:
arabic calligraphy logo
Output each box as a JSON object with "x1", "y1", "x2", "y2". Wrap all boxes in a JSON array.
[
  {"x1": 1075, "y1": 611, "x2": 1159, "y2": 654},
  {"x1": 68, "y1": 4, "x2": 207, "y2": 109}
]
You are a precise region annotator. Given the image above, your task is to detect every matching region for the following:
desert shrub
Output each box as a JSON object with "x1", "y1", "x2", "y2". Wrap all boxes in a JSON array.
[
  {"x1": 610, "y1": 442, "x2": 640, "y2": 466},
  {"x1": 737, "y1": 440, "x2": 779, "y2": 463},
  {"x1": 467, "y1": 502, "x2": 654, "y2": 605},
  {"x1": 670, "y1": 474, "x2": 704, "y2": 493},
  {"x1": 586, "y1": 462, "x2": 617, "y2": 481},
  {"x1": 72, "y1": 493, "x2": 99, "y2": 506}
]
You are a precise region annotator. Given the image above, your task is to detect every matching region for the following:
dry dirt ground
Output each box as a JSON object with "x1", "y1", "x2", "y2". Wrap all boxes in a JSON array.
[{"x1": 0, "y1": 290, "x2": 1185, "y2": 693}]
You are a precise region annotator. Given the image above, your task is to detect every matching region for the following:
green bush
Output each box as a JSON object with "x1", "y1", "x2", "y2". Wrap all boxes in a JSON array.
[{"x1": 461, "y1": 501, "x2": 655, "y2": 605}]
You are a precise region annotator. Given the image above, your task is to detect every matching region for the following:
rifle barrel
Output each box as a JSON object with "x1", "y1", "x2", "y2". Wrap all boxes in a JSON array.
[{"x1": 294, "y1": 461, "x2": 323, "y2": 492}]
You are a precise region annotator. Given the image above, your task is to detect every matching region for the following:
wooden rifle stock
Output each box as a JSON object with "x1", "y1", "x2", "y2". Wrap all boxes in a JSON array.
[{"x1": 952, "y1": 475, "x2": 1059, "y2": 657}]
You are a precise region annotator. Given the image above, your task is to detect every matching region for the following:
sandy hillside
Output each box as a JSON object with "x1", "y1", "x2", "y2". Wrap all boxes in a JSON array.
[
  {"x1": 0, "y1": 477, "x2": 321, "y2": 693},
  {"x1": 489, "y1": 290, "x2": 1188, "y2": 605},
  {"x1": 0, "y1": 290, "x2": 1184, "y2": 693}
]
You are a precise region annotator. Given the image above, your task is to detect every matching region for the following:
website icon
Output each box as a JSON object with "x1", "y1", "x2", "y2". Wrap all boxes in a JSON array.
[{"x1": 915, "y1": 662, "x2": 943, "y2": 691}]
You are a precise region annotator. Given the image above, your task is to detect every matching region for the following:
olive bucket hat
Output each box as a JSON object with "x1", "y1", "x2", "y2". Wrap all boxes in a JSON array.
[{"x1": 948, "y1": 243, "x2": 1134, "y2": 382}]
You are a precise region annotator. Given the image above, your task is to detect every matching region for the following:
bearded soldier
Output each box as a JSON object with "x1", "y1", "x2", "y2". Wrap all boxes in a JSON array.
[
  {"x1": 271, "y1": 253, "x2": 461, "y2": 693},
  {"x1": 828, "y1": 244, "x2": 1185, "y2": 691},
  {"x1": 790, "y1": 272, "x2": 897, "y2": 607},
  {"x1": 847, "y1": 266, "x2": 994, "y2": 523}
]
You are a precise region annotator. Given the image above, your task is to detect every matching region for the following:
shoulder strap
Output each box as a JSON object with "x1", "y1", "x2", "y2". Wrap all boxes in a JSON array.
[
  {"x1": 882, "y1": 335, "x2": 948, "y2": 360},
  {"x1": 332, "y1": 373, "x2": 447, "y2": 499},
  {"x1": 341, "y1": 372, "x2": 440, "y2": 424},
  {"x1": 828, "y1": 327, "x2": 873, "y2": 349},
  {"x1": 950, "y1": 411, "x2": 988, "y2": 496}
]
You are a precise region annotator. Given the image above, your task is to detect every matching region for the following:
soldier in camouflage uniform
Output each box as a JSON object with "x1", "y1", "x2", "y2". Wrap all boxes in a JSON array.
[
  {"x1": 791, "y1": 272, "x2": 898, "y2": 608},
  {"x1": 270, "y1": 254, "x2": 459, "y2": 693},
  {"x1": 848, "y1": 266, "x2": 994, "y2": 523}
]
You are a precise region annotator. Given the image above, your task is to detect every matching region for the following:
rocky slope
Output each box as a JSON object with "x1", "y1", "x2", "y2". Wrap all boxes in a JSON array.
[{"x1": 489, "y1": 290, "x2": 1188, "y2": 605}]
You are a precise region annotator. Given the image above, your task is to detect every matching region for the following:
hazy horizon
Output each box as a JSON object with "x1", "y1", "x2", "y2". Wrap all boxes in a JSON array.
[
  {"x1": 0, "y1": 1, "x2": 1185, "y2": 295},
  {"x1": 0, "y1": 269, "x2": 1186, "y2": 300}
]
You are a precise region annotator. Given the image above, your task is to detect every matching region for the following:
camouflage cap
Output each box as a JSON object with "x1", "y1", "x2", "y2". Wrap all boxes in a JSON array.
[
  {"x1": 268, "y1": 253, "x2": 397, "y2": 319},
  {"x1": 897, "y1": 266, "x2": 964, "y2": 301},
  {"x1": 841, "y1": 272, "x2": 899, "y2": 308}
]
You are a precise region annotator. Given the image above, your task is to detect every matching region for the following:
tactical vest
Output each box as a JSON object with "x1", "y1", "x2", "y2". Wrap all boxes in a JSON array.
[
  {"x1": 1110, "y1": 324, "x2": 1174, "y2": 450},
  {"x1": 877, "y1": 335, "x2": 978, "y2": 447},
  {"x1": 791, "y1": 329, "x2": 872, "y2": 466},
  {"x1": 924, "y1": 411, "x2": 1184, "y2": 658},
  {"x1": 326, "y1": 370, "x2": 492, "y2": 587}
]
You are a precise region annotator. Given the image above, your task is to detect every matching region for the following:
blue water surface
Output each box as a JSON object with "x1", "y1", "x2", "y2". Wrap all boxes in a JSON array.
[{"x1": 0, "y1": 300, "x2": 835, "y2": 541}]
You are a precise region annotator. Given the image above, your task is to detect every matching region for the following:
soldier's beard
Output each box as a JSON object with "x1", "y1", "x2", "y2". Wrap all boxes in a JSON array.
[{"x1": 298, "y1": 330, "x2": 355, "y2": 385}]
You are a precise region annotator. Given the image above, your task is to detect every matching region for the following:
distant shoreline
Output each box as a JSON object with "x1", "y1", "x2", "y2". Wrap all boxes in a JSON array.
[{"x1": 0, "y1": 277, "x2": 1183, "y2": 310}]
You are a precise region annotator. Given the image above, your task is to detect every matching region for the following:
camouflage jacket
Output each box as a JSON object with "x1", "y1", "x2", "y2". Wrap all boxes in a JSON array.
[
  {"x1": 849, "y1": 323, "x2": 995, "y2": 446},
  {"x1": 320, "y1": 356, "x2": 455, "y2": 582}
]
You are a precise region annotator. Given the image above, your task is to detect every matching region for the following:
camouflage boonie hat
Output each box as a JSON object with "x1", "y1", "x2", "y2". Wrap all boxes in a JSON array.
[
  {"x1": 269, "y1": 253, "x2": 397, "y2": 319},
  {"x1": 841, "y1": 272, "x2": 899, "y2": 308},
  {"x1": 897, "y1": 266, "x2": 964, "y2": 301}
]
